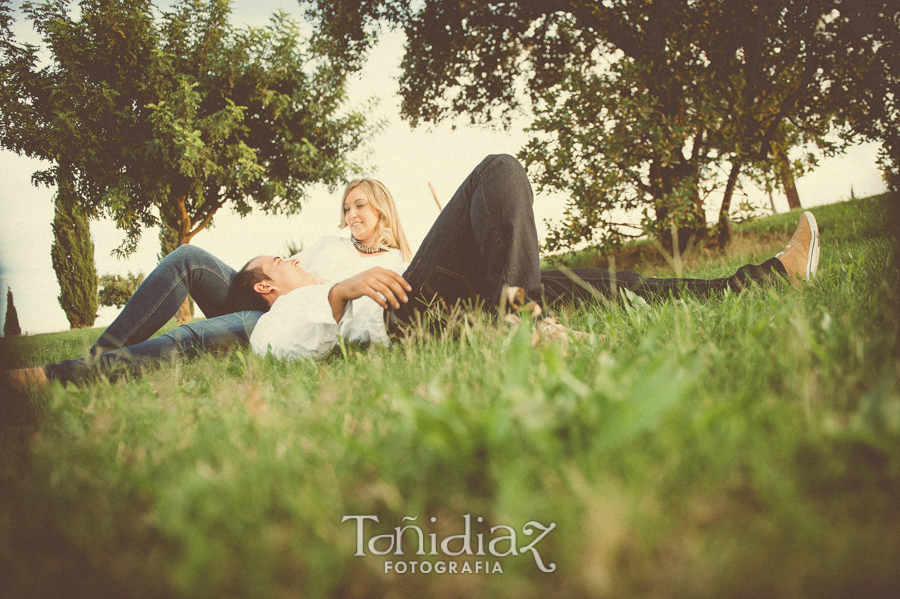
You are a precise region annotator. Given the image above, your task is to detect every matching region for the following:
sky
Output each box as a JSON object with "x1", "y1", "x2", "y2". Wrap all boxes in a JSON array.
[{"x1": 0, "y1": 0, "x2": 889, "y2": 335}]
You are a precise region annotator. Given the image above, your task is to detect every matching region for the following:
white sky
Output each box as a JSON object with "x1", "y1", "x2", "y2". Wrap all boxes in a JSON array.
[{"x1": 0, "y1": 0, "x2": 888, "y2": 335}]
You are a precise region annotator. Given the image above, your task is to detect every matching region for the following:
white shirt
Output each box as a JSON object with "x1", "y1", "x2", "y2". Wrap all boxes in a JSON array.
[{"x1": 249, "y1": 236, "x2": 408, "y2": 360}]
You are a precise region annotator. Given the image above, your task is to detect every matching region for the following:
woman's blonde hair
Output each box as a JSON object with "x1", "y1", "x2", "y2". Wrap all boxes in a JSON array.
[{"x1": 339, "y1": 178, "x2": 413, "y2": 261}]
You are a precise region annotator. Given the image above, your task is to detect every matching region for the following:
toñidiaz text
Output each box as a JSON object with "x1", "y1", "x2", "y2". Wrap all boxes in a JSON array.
[{"x1": 342, "y1": 514, "x2": 557, "y2": 574}]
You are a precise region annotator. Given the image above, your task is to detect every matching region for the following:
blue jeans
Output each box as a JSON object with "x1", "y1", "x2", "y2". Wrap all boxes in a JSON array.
[
  {"x1": 45, "y1": 245, "x2": 262, "y2": 384},
  {"x1": 391, "y1": 154, "x2": 786, "y2": 326}
]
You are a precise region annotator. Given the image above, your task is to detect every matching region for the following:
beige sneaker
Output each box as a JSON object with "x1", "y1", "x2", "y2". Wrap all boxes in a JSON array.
[
  {"x1": 776, "y1": 211, "x2": 820, "y2": 280},
  {"x1": 3, "y1": 366, "x2": 50, "y2": 395}
]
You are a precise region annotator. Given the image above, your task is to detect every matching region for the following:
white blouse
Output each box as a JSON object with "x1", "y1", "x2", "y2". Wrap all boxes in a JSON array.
[{"x1": 249, "y1": 236, "x2": 408, "y2": 360}]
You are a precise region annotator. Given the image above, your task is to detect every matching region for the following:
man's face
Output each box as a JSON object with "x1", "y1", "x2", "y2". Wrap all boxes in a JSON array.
[{"x1": 250, "y1": 256, "x2": 329, "y2": 304}]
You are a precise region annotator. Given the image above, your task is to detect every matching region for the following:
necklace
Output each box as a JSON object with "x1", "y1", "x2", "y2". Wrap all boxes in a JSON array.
[{"x1": 351, "y1": 236, "x2": 386, "y2": 254}]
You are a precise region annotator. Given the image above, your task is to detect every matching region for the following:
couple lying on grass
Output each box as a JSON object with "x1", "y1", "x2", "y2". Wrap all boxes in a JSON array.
[{"x1": 4, "y1": 154, "x2": 820, "y2": 394}]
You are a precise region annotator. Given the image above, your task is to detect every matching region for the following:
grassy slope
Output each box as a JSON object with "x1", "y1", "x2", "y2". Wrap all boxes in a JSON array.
[
  {"x1": 1, "y1": 320, "x2": 181, "y2": 369},
  {"x1": 1, "y1": 194, "x2": 898, "y2": 599}
]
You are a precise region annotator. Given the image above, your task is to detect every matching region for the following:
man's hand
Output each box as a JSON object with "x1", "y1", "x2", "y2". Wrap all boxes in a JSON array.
[{"x1": 327, "y1": 268, "x2": 412, "y2": 322}]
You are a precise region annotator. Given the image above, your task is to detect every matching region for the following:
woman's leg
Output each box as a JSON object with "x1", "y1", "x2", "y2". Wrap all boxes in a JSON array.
[
  {"x1": 91, "y1": 245, "x2": 244, "y2": 353},
  {"x1": 539, "y1": 211, "x2": 817, "y2": 305},
  {"x1": 395, "y1": 154, "x2": 541, "y2": 322},
  {"x1": 47, "y1": 311, "x2": 262, "y2": 385},
  {"x1": 539, "y1": 258, "x2": 788, "y2": 306}
]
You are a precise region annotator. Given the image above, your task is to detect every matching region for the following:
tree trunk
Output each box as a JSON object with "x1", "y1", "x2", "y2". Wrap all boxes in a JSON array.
[
  {"x1": 650, "y1": 158, "x2": 707, "y2": 253},
  {"x1": 716, "y1": 161, "x2": 742, "y2": 248},
  {"x1": 159, "y1": 206, "x2": 193, "y2": 326},
  {"x1": 161, "y1": 194, "x2": 219, "y2": 325},
  {"x1": 176, "y1": 296, "x2": 192, "y2": 325},
  {"x1": 777, "y1": 152, "x2": 802, "y2": 210}
]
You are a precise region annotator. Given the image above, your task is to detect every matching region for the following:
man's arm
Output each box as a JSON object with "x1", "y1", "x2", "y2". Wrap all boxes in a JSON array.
[{"x1": 327, "y1": 267, "x2": 412, "y2": 322}]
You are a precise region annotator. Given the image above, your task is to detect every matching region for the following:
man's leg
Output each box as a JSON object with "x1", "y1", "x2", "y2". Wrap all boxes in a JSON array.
[
  {"x1": 4, "y1": 247, "x2": 260, "y2": 392},
  {"x1": 91, "y1": 245, "x2": 244, "y2": 353},
  {"x1": 45, "y1": 311, "x2": 262, "y2": 385},
  {"x1": 394, "y1": 154, "x2": 541, "y2": 323}
]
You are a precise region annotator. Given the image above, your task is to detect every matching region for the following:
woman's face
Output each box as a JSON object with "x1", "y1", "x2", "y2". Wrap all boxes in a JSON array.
[{"x1": 344, "y1": 186, "x2": 380, "y2": 245}]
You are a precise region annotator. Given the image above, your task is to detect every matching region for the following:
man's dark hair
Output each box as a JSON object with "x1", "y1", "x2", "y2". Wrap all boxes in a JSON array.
[{"x1": 227, "y1": 257, "x2": 272, "y2": 313}]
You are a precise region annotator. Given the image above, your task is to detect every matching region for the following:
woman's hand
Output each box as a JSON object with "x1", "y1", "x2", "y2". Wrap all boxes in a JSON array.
[{"x1": 327, "y1": 268, "x2": 412, "y2": 322}]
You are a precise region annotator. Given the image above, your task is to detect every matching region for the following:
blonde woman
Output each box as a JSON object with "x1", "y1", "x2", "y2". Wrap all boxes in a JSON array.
[
  {"x1": 340, "y1": 178, "x2": 413, "y2": 261},
  {"x1": 250, "y1": 154, "x2": 819, "y2": 361}
]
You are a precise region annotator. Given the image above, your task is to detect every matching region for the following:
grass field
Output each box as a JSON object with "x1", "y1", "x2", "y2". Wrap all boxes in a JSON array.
[{"x1": 1, "y1": 194, "x2": 899, "y2": 599}]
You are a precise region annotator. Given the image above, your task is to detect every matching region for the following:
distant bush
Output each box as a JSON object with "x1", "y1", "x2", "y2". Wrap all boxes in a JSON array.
[{"x1": 98, "y1": 272, "x2": 145, "y2": 309}]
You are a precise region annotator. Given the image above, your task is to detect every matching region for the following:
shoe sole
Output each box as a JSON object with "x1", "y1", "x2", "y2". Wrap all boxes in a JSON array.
[{"x1": 803, "y1": 211, "x2": 820, "y2": 280}]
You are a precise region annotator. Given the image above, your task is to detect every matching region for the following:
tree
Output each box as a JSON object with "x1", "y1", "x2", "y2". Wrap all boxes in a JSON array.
[
  {"x1": 827, "y1": 2, "x2": 900, "y2": 193},
  {"x1": 3, "y1": 0, "x2": 102, "y2": 327},
  {"x1": 521, "y1": 50, "x2": 716, "y2": 252},
  {"x1": 157, "y1": 222, "x2": 193, "y2": 323},
  {"x1": 98, "y1": 272, "x2": 145, "y2": 310},
  {"x1": 5, "y1": 0, "x2": 375, "y2": 266},
  {"x1": 51, "y1": 170, "x2": 98, "y2": 329},
  {"x1": 4, "y1": 287, "x2": 21, "y2": 337},
  {"x1": 742, "y1": 133, "x2": 806, "y2": 215},
  {"x1": 302, "y1": 0, "x2": 890, "y2": 251},
  {"x1": 702, "y1": 0, "x2": 890, "y2": 244},
  {"x1": 776, "y1": 149, "x2": 803, "y2": 212},
  {"x1": 0, "y1": 0, "x2": 40, "y2": 154}
]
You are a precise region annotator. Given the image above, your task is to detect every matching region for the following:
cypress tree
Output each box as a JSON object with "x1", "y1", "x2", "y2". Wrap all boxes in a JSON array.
[
  {"x1": 50, "y1": 172, "x2": 98, "y2": 329},
  {"x1": 4, "y1": 287, "x2": 21, "y2": 337}
]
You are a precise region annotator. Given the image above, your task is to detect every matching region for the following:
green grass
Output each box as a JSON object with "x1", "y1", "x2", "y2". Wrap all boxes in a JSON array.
[
  {"x1": 2, "y1": 194, "x2": 899, "y2": 599},
  {"x1": 1, "y1": 320, "x2": 181, "y2": 368}
]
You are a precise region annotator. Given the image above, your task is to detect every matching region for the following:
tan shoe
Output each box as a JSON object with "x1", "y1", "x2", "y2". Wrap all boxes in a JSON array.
[
  {"x1": 776, "y1": 211, "x2": 820, "y2": 280},
  {"x1": 3, "y1": 366, "x2": 50, "y2": 395}
]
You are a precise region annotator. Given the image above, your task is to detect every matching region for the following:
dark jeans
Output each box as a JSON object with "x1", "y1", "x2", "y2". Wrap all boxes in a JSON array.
[
  {"x1": 394, "y1": 154, "x2": 542, "y2": 322},
  {"x1": 391, "y1": 154, "x2": 785, "y2": 326},
  {"x1": 45, "y1": 245, "x2": 262, "y2": 384},
  {"x1": 539, "y1": 261, "x2": 786, "y2": 306}
]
